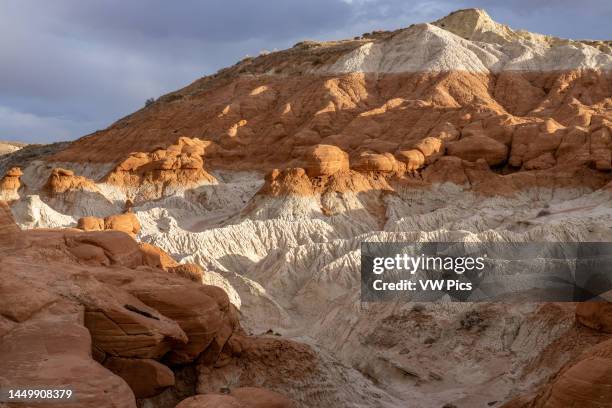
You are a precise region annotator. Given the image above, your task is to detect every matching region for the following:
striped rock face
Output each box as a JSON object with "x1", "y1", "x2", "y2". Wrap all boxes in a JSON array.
[{"x1": 2, "y1": 8, "x2": 612, "y2": 408}]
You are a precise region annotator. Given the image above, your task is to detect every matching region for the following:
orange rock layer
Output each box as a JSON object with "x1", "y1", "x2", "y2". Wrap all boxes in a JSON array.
[
  {"x1": 103, "y1": 137, "x2": 217, "y2": 191},
  {"x1": 49, "y1": 71, "x2": 610, "y2": 180}
]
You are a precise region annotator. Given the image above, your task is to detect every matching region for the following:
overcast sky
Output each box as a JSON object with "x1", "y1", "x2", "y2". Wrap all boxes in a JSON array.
[{"x1": 1, "y1": 0, "x2": 610, "y2": 144}]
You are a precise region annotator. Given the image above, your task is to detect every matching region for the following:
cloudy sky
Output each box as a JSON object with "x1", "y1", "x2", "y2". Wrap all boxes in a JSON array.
[{"x1": 1, "y1": 0, "x2": 610, "y2": 144}]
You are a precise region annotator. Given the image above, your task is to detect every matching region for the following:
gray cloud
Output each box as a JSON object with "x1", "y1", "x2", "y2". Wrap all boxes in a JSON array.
[{"x1": 1, "y1": 0, "x2": 610, "y2": 144}]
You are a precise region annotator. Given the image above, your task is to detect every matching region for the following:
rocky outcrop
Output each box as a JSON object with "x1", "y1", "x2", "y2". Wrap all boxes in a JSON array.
[
  {"x1": 104, "y1": 357, "x2": 175, "y2": 398},
  {"x1": 104, "y1": 213, "x2": 141, "y2": 237},
  {"x1": 0, "y1": 167, "x2": 22, "y2": 201},
  {"x1": 77, "y1": 216, "x2": 105, "y2": 231},
  {"x1": 396, "y1": 149, "x2": 426, "y2": 172},
  {"x1": 302, "y1": 144, "x2": 349, "y2": 177},
  {"x1": 77, "y1": 213, "x2": 141, "y2": 237},
  {"x1": 43, "y1": 167, "x2": 98, "y2": 195},
  {"x1": 352, "y1": 152, "x2": 400, "y2": 173},
  {"x1": 104, "y1": 137, "x2": 217, "y2": 201},
  {"x1": 0, "y1": 206, "x2": 292, "y2": 405},
  {"x1": 447, "y1": 135, "x2": 508, "y2": 166},
  {"x1": 0, "y1": 302, "x2": 137, "y2": 408}
]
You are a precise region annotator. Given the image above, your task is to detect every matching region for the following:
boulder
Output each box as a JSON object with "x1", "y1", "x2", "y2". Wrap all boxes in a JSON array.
[
  {"x1": 124, "y1": 283, "x2": 235, "y2": 365},
  {"x1": 352, "y1": 152, "x2": 398, "y2": 172},
  {"x1": 427, "y1": 121, "x2": 459, "y2": 142},
  {"x1": 104, "y1": 357, "x2": 175, "y2": 398},
  {"x1": 413, "y1": 137, "x2": 444, "y2": 163},
  {"x1": 396, "y1": 149, "x2": 425, "y2": 172},
  {"x1": 303, "y1": 144, "x2": 349, "y2": 177},
  {"x1": 232, "y1": 387, "x2": 295, "y2": 408},
  {"x1": 0, "y1": 167, "x2": 22, "y2": 201},
  {"x1": 83, "y1": 283, "x2": 188, "y2": 359},
  {"x1": 447, "y1": 135, "x2": 508, "y2": 166},
  {"x1": 1, "y1": 308, "x2": 137, "y2": 408},
  {"x1": 167, "y1": 263, "x2": 204, "y2": 282},
  {"x1": 140, "y1": 242, "x2": 179, "y2": 269},
  {"x1": 77, "y1": 214, "x2": 141, "y2": 237},
  {"x1": 66, "y1": 231, "x2": 143, "y2": 268},
  {"x1": 461, "y1": 120, "x2": 485, "y2": 138},
  {"x1": 104, "y1": 213, "x2": 141, "y2": 237},
  {"x1": 78, "y1": 216, "x2": 105, "y2": 231}
]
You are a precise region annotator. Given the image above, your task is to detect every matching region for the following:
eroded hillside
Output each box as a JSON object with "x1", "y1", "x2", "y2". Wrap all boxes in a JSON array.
[{"x1": 1, "y1": 8, "x2": 611, "y2": 408}]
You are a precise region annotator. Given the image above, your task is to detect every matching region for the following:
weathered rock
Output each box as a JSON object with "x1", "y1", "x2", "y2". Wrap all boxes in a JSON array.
[
  {"x1": 523, "y1": 152, "x2": 556, "y2": 170},
  {"x1": 0, "y1": 304, "x2": 137, "y2": 408},
  {"x1": 66, "y1": 230, "x2": 144, "y2": 267},
  {"x1": 139, "y1": 242, "x2": 179, "y2": 269},
  {"x1": 78, "y1": 216, "x2": 105, "y2": 231},
  {"x1": 104, "y1": 357, "x2": 175, "y2": 398},
  {"x1": 509, "y1": 121, "x2": 564, "y2": 167},
  {"x1": 44, "y1": 167, "x2": 98, "y2": 195},
  {"x1": 167, "y1": 263, "x2": 205, "y2": 282},
  {"x1": 303, "y1": 144, "x2": 349, "y2": 177},
  {"x1": 413, "y1": 137, "x2": 444, "y2": 164},
  {"x1": 104, "y1": 138, "x2": 217, "y2": 200},
  {"x1": 447, "y1": 135, "x2": 508, "y2": 166},
  {"x1": 0, "y1": 167, "x2": 22, "y2": 201},
  {"x1": 124, "y1": 283, "x2": 235, "y2": 365},
  {"x1": 104, "y1": 213, "x2": 141, "y2": 237},
  {"x1": 82, "y1": 283, "x2": 188, "y2": 359},
  {"x1": 422, "y1": 156, "x2": 468, "y2": 185},
  {"x1": 396, "y1": 149, "x2": 425, "y2": 172},
  {"x1": 352, "y1": 152, "x2": 398, "y2": 172},
  {"x1": 427, "y1": 121, "x2": 459, "y2": 142}
]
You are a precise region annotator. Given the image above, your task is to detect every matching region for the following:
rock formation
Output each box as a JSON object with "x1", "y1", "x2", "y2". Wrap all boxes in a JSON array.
[
  {"x1": 0, "y1": 200, "x2": 301, "y2": 407},
  {"x1": 43, "y1": 168, "x2": 98, "y2": 195},
  {"x1": 103, "y1": 137, "x2": 217, "y2": 202},
  {"x1": 1, "y1": 7, "x2": 611, "y2": 408},
  {"x1": 0, "y1": 166, "x2": 22, "y2": 201}
]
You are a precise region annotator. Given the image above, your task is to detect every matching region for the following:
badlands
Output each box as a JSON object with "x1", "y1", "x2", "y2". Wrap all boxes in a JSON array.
[{"x1": 1, "y1": 7, "x2": 612, "y2": 408}]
